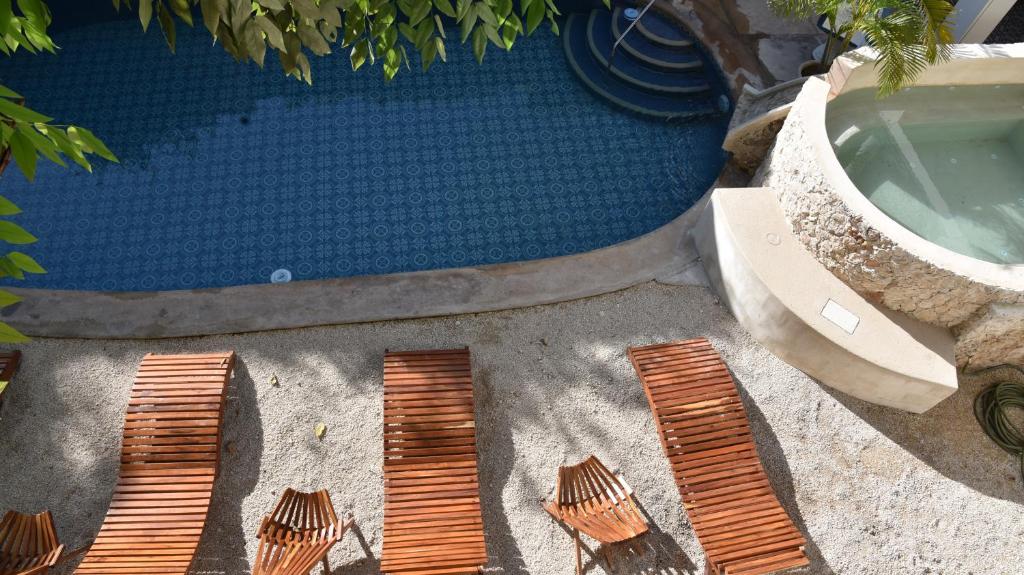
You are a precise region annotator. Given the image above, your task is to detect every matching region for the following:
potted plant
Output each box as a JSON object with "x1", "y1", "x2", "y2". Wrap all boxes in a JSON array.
[{"x1": 769, "y1": 0, "x2": 956, "y2": 96}]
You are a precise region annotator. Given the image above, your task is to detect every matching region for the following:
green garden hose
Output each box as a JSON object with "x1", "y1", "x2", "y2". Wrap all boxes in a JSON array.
[{"x1": 974, "y1": 380, "x2": 1024, "y2": 480}]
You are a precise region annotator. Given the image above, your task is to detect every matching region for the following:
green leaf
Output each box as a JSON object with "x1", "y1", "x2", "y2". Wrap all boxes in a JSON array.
[
  {"x1": 7, "y1": 251, "x2": 44, "y2": 274},
  {"x1": 420, "y1": 33, "x2": 437, "y2": 70},
  {"x1": 157, "y1": 1, "x2": 176, "y2": 52},
  {"x1": 0, "y1": 196, "x2": 21, "y2": 216},
  {"x1": 0, "y1": 256, "x2": 23, "y2": 280},
  {"x1": 0, "y1": 221, "x2": 37, "y2": 244},
  {"x1": 434, "y1": 13, "x2": 445, "y2": 38},
  {"x1": 67, "y1": 127, "x2": 118, "y2": 163},
  {"x1": 413, "y1": 18, "x2": 433, "y2": 49},
  {"x1": 243, "y1": 18, "x2": 267, "y2": 66},
  {"x1": 0, "y1": 1, "x2": 12, "y2": 36},
  {"x1": 16, "y1": 0, "x2": 46, "y2": 21},
  {"x1": 494, "y1": 0, "x2": 511, "y2": 20},
  {"x1": 0, "y1": 289, "x2": 21, "y2": 308},
  {"x1": 475, "y1": 2, "x2": 497, "y2": 26},
  {"x1": 0, "y1": 84, "x2": 20, "y2": 100},
  {"x1": 39, "y1": 126, "x2": 91, "y2": 171},
  {"x1": 7, "y1": 130, "x2": 35, "y2": 182},
  {"x1": 501, "y1": 21, "x2": 515, "y2": 50},
  {"x1": 296, "y1": 52, "x2": 312, "y2": 84},
  {"x1": 435, "y1": 35, "x2": 446, "y2": 62},
  {"x1": 0, "y1": 98, "x2": 51, "y2": 123},
  {"x1": 255, "y1": 14, "x2": 285, "y2": 51},
  {"x1": 471, "y1": 24, "x2": 486, "y2": 63},
  {"x1": 459, "y1": 4, "x2": 476, "y2": 41},
  {"x1": 455, "y1": 0, "x2": 471, "y2": 20},
  {"x1": 434, "y1": 0, "x2": 456, "y2": 17},
  {"x1": 350, "y1": 38, "x2": 369, "y2": 70},
  {"x1": 199, "y1": 0, "x2": 227, "y2": 35},
  {"x1": 398, "y1": 21, "x2": 416, "y2": 43},
  {"x1": 297, "y1": 21, "x2": 331, "y2": 55},
  {"x1": 0, "y1": 321, "x2": 29, "y2": 343},
  {"x1": 0, "y1": 380, "x2": 7, "y2": 395},
  {"x1": 409, "y1": 0, "x2": 432, "y2": 26},
  {"x1": 291, "y1": 0, "x2": 320, "y2": 19},
  {"x1": 525, "y1": 0, "x2": 543, "y2": 34},
  {"x1": 139, "y1": 0, "x2": 154, "y2": 31},
  {"x1": 15, "y1": 123, "x2": 64, "y2": 167},
  {"x1": 257, "y1": 0, "x2": 285, "y2": 10},
  {"x1": 169, "y1": 0, "x2": 193, "y2": 26}
]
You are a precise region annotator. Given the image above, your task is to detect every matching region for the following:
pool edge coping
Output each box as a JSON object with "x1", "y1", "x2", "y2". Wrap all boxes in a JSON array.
[{"x1": 2, "y1": 191, "x2": 712, "y2": 339}]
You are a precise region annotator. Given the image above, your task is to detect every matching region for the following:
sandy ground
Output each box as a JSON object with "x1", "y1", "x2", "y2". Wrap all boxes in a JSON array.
[{"x1": 0, "y1": 282, "x2": 1021, "y2": 575}]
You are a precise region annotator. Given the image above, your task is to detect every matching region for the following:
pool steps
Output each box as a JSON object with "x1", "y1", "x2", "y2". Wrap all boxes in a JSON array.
[{"x1": 564, "y1": 7, "x2": 723, "y2": 119}]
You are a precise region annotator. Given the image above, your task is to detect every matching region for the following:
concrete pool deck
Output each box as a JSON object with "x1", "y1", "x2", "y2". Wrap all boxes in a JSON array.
[{"x1": 1, "y1": 282, "x2": 1022, "y2": 575}]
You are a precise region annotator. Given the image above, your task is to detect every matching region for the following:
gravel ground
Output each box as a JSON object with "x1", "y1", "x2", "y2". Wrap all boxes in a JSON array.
[{"x1": 0, "y1": 282, "x2": 1021, "y2": 575}]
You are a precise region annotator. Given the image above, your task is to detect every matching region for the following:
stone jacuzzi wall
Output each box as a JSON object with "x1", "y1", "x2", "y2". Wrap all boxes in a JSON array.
[{"x1": 753, "y1": 46, "x2": 1024, "y2": 371}]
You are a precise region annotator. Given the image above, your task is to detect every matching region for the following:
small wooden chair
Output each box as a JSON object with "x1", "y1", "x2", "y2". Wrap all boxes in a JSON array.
[
  {"x1": 0, "y1": 509, "x2": 85, "y2": 575},
  {"x1": 252, "y1": 489, "x2": 353, "y2": 575},
  {"x1": 544, "y1": 455, "x2": 650, "y2": 575}
]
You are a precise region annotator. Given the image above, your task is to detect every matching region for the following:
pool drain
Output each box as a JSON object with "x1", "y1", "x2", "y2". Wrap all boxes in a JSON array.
[{"x1": 270, "y1": 268, "x2": 292, "y2": 283}]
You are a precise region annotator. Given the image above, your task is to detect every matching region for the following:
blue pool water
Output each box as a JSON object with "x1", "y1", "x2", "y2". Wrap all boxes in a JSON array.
[{"x1": 0, "y1": 16, "x2": 728, "y2": 291}]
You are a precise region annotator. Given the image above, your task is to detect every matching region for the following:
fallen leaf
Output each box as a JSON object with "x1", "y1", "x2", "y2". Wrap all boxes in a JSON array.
[
  {"x1": 314, "y1": 422, "x2": 327, "y2": 440},
  {"x1": 270, "y1": 374, "x2": 279, "y2": 386}
]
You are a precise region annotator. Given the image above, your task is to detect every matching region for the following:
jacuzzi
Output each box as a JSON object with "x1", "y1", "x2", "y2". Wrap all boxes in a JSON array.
[{"x1": 754, "y1": 45, "x2": 1024, "y2": 372}]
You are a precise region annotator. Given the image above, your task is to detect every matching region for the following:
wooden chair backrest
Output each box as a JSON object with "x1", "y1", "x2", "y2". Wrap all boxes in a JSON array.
[
  {"x1": 549, "y1": 455, "x2": 648, "y2": 544},
  {"x1": 628, "y1": 339, "x2": 809, "y2": 575},
  {"x1": 0, "y1": 510, "x2": 63, "y2": 575},
  {"x1": 0, "y1": 350, "x2": 22, "y2": 405},
  {"x1": 253, "y1": 489, "x2": 344, "y2": 575}
]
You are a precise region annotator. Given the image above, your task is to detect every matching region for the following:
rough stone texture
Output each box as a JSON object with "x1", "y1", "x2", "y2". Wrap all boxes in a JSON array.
[
  {"x1": 955, "y1": 304, "x2": 1024, "y2": 371},
  {"x1": 721, "y1": 78, "x2": 807, "y2": 173},
  {"x1": 753, "y1": 85, "x2": 1024, "y2": 358},
  {"x1": 1, "y1": 283, "x2": 1024, "y2": 575}
]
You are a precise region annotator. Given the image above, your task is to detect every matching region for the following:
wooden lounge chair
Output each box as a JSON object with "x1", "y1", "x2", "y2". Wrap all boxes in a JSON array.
[
  {"x1": 543, "y1": 455, "x2": 649, "y2": 575},
  {"x1": 381, "y1": 348, "x2": 488, "y2": 575},
  {"x1": 628, "y1": 339, "x2": 809, "y2": 575},
  {"x1": 0, "y1": 509, "x2": 87, "y2": 575},
  {"x1": 0, "y1": 350, "x2": 22, "y2": 412},
  {"x1": 73, "y1": 351, "x2": 236, "y2": 575},
  {"x1": 252, "y1": 489, "x2": 354, "y2": 575}
]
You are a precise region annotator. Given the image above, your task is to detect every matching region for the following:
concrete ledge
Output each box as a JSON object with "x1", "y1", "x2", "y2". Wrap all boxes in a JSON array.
[
  {"x1": 2, "y1": 198, "x2": 710, "y2": 339},
  {"x1": 694, "y1": 187, "x2": 958, "y2": 413}
]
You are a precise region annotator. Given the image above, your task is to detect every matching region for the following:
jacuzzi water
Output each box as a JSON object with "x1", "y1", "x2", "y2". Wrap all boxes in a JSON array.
[
  {"x1": 828, "y1": 85, "x2": 1024, "y2": 265},
  {"x1": 0, "y1": 14, "x2": 728, "y2": 291}
]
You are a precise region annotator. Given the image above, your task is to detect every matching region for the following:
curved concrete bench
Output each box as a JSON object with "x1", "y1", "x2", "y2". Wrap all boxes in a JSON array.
[{"x1": 694, "y1": 187, "x2": 957, "y2": 413}]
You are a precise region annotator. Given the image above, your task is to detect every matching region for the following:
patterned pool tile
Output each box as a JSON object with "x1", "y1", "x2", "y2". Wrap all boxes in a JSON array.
[{"x1": 0, "y1": 17, "x2": 728, "y2": 291}]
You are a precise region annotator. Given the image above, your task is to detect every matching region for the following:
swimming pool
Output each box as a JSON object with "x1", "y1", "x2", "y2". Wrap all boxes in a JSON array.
[{"x1": 0, "y1": 13, "x2": 728, "y2": 291}]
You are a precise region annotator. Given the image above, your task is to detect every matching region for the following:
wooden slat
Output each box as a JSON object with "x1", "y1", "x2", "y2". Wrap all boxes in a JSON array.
[
  {"x1": 381, "y1": 348, "x2": 487, "y2": 575},
  {"x1": 628, "y1": 339, "x2": 809, "y2": 575},
  {"x1": 72, "y1": 352, "x2": 235, "y2": 575}
]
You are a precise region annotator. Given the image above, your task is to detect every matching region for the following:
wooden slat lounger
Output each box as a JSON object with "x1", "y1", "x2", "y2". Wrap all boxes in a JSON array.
[
  {"x1": 628, "y1": 339, "x2": 809, "y2": 575},
  {"x1": 381, "y1": 348, "x2": 488, "y2": 575},
  {"x1": 0, "y1": 350, "x2": 22, "y2": 411},
  {"x1": 73, "y1": 352, "x2": 236, "y2": 575}
]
